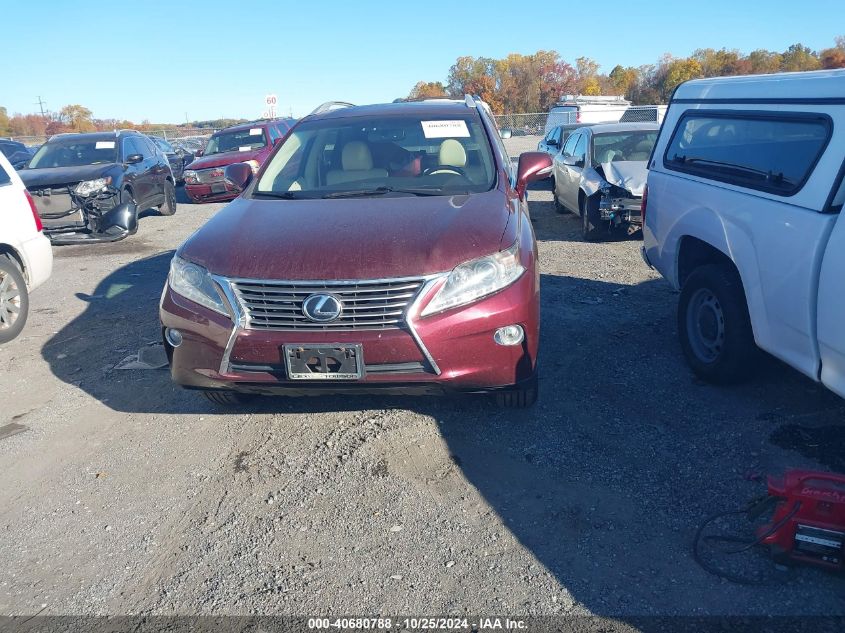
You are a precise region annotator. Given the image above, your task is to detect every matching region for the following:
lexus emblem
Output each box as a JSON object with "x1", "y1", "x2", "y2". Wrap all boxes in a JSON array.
[{"x1": 302, "y1": 293, "x2": 343, "y2": 322}]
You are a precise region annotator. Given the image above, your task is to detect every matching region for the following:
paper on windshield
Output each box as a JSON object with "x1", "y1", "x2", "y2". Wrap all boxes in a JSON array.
[
  {"x1": 95, "y1": 141, "x2": 116, "y2": 149},
  {"x1": 249, "y1": 128, "x2": 262, "y2": 136},
  {"x1": 421, "y1": 120, "x2": 470, "y2": 139},
  {"x1": 238, "y1": 146, "x2": 252, "y2": 152}
]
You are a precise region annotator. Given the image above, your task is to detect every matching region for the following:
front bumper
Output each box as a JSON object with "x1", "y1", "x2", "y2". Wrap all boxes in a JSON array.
[
  {"x1": 160, "y1": 270, "x2": 539, "y2": 395},
  {"x1": 184, "y1": 182, "x2": 239, "y2": 203}
]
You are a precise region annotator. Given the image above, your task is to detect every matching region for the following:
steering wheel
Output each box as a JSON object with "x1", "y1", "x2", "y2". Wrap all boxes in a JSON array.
[{"x1": 422, "y1": 165, "x2": 468, "y2": 178}]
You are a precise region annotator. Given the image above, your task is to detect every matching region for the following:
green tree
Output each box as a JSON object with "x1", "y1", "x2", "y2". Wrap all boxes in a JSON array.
[
  {"x1": 0, "y1": 107, "x2": 9, "y2": 136},
  {"x1": 608, "y1": 65, "x2": 639, "y2": 96},
  {"x1": 780, "y1": 44, "x2": 821, "y2": 72}
]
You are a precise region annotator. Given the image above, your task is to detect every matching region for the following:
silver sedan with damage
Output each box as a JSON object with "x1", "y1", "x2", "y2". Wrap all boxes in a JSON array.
[{"x1": 551, "y1": 122, "x2": 658, "y2": 241}]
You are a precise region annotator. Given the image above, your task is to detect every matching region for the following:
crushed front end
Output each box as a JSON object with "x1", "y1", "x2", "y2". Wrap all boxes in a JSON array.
[
  {"x1": 598, "y1": 182, "x2": 642, "y2": 232},
  {"x1": 29, "y1": 179, "x2": 137, "y2": 245}
]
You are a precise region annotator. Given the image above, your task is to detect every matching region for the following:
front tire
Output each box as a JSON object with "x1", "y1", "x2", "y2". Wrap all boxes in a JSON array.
[
  {"x1": 678, "y1": 264, "x2": 758, "y2": 384},
  {"x1": 203, "y1": 390, "x2": 254, "y2": 406},
  {"x1": 0, "y1": 257, "x2": 29, "y2": 345},
  {"x1": 581, "y1": 194, "x2": 606, "y2": 242},
  {"x1": 159, "y1": 180, "x2": 177, "y2": 216},
  {"x1": 496, "y1": 373, "x2": 538, "y2": 409}
]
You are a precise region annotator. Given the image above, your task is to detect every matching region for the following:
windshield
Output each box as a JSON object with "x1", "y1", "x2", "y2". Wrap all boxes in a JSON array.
[
  {"x1": 204, "y1": 128, "x2": 266, "y2": 156},
  {"x1": 255, "y1": 114, "x2": 496, "y2": 198},
  {"x1": 591, "y1": 131, "x2": 657, "y2": 166},
  {"x1": 29, "y1": 139, "x2": 118, "y2": 168}
]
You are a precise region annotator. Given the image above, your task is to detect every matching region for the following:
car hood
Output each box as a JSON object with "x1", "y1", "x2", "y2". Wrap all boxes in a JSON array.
[
  {"x1": 188, "y1": 149, "x2": 265, "y2": 170},
  {"x1": 179, "y1": 190, "x2": 511, "y2": 279},
  {"x1": 20, "y1": 164, "x2": 116, "y2": 188},
  {"x1": 598, "y1": 161, "x2": 648, "y2": 197}
]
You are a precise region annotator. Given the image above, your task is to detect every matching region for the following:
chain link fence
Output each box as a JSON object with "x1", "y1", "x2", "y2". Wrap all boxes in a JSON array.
[
  {"x1": 494, "y1": 113, "x2": 548, "y2": 157},
  {"x1": 8, "y1": 128, "x2": 218, "y2": 148}
]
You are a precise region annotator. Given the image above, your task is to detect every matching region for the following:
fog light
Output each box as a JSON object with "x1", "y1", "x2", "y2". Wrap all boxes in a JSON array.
[
  {"x1": 165, "y1": 328, "x2": 183, "y2": 348},
  {"x1": 494, "y1": 324, "x2": 524, "y2": 346}
]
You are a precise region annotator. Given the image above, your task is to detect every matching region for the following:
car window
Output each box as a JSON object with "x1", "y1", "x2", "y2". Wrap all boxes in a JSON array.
[
  {"x1": 268, "y1": 126, "x2": 281, "y2": 143},
  {"x1": 30, "y1": 139, "x2": 118, "y2": 168},
  {"x1": 154, "y1": 137, "x2": 174, "y2": 153},
  {"x1": 664, "y1": 112, "x2": 831, "y2": 196},
  {"x1": 205, "y1": 128, "x2": 267, "y2": 156},
  {"x1": 561, "y1": 133, "x2": 579, "y2": 158},
  {"x1": 126, "y1": 137, "x2": 145, "y2": 158},
  {"x1": 0, "y1": 161, "x2": 10, "y2": 186},
  {"x1": 544, "y1": 128, "x2": 557, "y2": 144},
  {"x1": 574, "y1": 135, "x2": 587, "y2": 162},
  {"x1": 553, "y1": 127, "x2": 563, "y2": 145},
  {"x1": 591, "y1": 131, "x2": 657, "y2": 166},
  {"x1": 256, "y1": 113, "x2": 496, "y2": 197}
]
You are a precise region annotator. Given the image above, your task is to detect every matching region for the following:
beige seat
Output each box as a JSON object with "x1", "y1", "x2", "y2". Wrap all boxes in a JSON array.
[
  {"x1": 627, "y1": 139, "x2": 654, "y2": 162},
  {"x1": 325, "y1": 141, "x2": 388, "y2": 186}
]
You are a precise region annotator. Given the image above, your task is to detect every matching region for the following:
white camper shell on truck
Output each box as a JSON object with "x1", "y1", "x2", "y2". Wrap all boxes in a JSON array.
[
  {"x1": 544, "y1": 95, "x2": 630, "y2": 134},
  {"x1": 642, "y1": 69, "x2": 845, "y2": 398}
]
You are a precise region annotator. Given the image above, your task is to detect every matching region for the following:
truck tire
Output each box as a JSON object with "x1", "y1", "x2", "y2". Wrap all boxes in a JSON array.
[
  {"x1": 678, "y1": 263, "x2": 758, "y2": 384},
  {"x1": 581, "y1": 194, "x2": 606, "y2": 242},
  {"x1": 0, "y1": 257, "x2": 28, "y2": 345}
]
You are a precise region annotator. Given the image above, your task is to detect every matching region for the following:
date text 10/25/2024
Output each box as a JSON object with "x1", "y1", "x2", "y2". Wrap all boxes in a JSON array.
[{"x1": 307, "y1": 617, "x2": 528, "y2": 630}]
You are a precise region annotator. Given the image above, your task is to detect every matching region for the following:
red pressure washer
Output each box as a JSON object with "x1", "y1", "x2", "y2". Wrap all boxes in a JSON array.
[
  {"x1": 694, "y1": 469, "x2": 845, "y2": 583},
  {"x1": 759, "y1": 470, "x2": 845, "y2": 571}
]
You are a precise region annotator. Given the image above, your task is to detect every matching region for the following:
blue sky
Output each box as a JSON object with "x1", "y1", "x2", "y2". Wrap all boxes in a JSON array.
[{"x1": 1, "y1": 0, "x2": 841, "y2": 123}]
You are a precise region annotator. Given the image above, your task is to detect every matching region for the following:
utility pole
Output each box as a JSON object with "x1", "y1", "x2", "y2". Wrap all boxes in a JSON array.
[{"x1": 35, "y1": 96, "x2": 47, "y2": 118}]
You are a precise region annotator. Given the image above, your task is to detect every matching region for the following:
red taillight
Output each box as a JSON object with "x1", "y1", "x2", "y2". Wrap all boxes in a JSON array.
[
  {"x1": 641, "y1": 184, "x2": 649, "y2": 226},
  {"x1": 24, "y1": 190, "x2": 43, "y2": 232}
]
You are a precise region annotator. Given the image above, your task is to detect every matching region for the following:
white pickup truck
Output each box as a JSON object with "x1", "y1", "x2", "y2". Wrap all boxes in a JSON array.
[{"x1": 643, "y1": 70, "x2": 845, "y2": 398}]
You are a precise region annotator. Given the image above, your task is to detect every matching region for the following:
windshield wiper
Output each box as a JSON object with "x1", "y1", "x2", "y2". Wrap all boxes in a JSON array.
[
  {"x1": 671, "y1": 155, "x2": 793, "y2": 185},
  {"x1": 322, "y1": 186, "x2": 463, "y2": 199},
  {"x1": 252, "y1": 190, "x2": 312, "y2": 200}
]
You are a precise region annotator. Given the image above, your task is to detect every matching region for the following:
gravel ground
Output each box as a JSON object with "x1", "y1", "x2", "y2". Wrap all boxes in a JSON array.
[{"x1": 1, "y1": 184, "x2": 844, "y2": 620}]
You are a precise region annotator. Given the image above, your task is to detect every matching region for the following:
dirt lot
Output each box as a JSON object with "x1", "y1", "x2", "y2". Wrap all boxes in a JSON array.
[{"x1": 1, "y1": 185, "x2": 844, "y2": 620}]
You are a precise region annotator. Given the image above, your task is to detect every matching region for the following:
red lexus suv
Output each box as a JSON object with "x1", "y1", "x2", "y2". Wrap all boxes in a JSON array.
[
  {"x1": 160, "y1": 97, "x2": 551, "y2": 407},
  {"x1": 183, "y1": 118, "x2": 295, "y2": 203}
]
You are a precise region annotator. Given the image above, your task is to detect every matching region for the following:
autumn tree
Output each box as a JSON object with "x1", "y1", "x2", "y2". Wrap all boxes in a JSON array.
[
  {"x1": 780, "y1": 44, "x2": 821, "y2": 71},
  {"x1": 664, "y1": 58, "x2": 703, "y2": 97},
  {"x1": 0, "y1": 107, "x2": 9, "y2": 136},
  {"x1": 408, "y1": 81, "x2": 448, "y2": 99},
  {"x1": 59, "y1": 104, "x2": 95, "y2": 132},
  {"x1": 820, "y1": 35, "x2": 845, "y2": 68}
]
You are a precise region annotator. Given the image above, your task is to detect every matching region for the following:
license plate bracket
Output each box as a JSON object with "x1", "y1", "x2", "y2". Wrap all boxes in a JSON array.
[
  {"x1": 283, "y1": 344, "x2": 364, "y2": 380},
  {"x1": 210, "y1": 183, "x2": 226, "y2": 194}
]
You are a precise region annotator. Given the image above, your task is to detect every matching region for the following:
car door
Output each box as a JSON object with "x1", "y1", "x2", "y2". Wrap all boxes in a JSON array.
[
  {"x1": 817, "y1": 198, "x2": 845, "y2": 398},
  {"x1": 142, "y1": 137, "x2": 168, "y2": 200},
  {"x1": 121, "y1": 137, "x2": 147, "y2": 205},
  {"x1": 553, "y1": 133, "x2": 579, "y2": 211},
  {"x1": 564, "y1": 133, "x2": 588, "y2": 212}
]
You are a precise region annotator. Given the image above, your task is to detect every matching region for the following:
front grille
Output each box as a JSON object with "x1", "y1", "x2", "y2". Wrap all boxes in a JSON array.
[
  {"x1": 195, "y1": 168, "x2": 225, "y2": 184},
  {"x1": 231, "y1": 278, "x2": 427, "y2": 330}
]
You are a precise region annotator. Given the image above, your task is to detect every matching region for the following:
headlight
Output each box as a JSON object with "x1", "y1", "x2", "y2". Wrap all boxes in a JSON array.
[
  {"x1": 245, "y1": 160, "x2": 260, "y2": 174},
  {"x1": 168, "y1": 256, "x2": 229, "y2": 316},
  {"x1": 421, "y1": 241, "x2": 524, "y2": 316},
  {"x1": 74, "y1": 177, "x2": 112, "y2": 197},
  {"x1": 183, "y1": 170, "x2": 198, "y2": 184}
]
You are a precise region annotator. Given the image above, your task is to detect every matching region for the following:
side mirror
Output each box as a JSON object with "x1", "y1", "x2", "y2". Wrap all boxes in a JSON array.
[
  {"x1": 194, "y1": 149, "x2": 203, "y2": 157},
  {"x1": 224, "y1": 162, "x2": 253, "y2": 193},
  {"x1": 547, "y1": 139, "x2": 559, "y2": 148},
  {"x1": 562, "y1": 155, "x2": 584, "y2": 168},
  {"x1": 499, "y1": 128, "x2": 512, "y2": 139},
  {"x1": 273, "y1": 137, "x2": 283, "y2": 146},
  {"x1": 125, "y1": 154, "x2": 144, "y2": 165},
  {"x1": 515, "y1": 151, "x2": 553, "y2": 199}
]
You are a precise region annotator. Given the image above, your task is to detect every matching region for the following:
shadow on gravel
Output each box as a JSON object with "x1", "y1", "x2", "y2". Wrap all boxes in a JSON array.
[{"x1": 41, "y1": 221, "x2": 845, "y2": 617}]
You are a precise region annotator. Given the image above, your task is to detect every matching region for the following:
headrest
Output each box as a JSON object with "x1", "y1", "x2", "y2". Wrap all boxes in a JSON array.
[
  {"x1": 342, "y1": 141, "x2": 374, "y2": 170},
  {"x1": 439, "y1": 139, "x2": 467, "y2": 167},
  {"x1": 635, "y1": 140, "x2": 652, "y2": 152}
]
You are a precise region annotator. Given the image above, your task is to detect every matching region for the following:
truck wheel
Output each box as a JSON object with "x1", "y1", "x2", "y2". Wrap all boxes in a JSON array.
[
  {"x1": 203, "y1": 390, "x2": 253, "y2": 406},
  {"x1": 678, "y1": 264, "x2": 758, "y2": 384},
  {"x1": 495, "y1": 373, "x2": 538, "y2": 408},
  {"x1": 159, "y1": 180, "x2": 177, "y2": 216},
  {"x1": 0, "y1": 257, "x2": 29, "y2": 345},
  {"x1": 581, "y1": 195, "x2": 606, "y2": 242}
]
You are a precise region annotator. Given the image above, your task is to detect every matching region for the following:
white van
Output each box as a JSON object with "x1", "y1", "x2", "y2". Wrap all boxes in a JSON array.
[
  {"x1": 643, "y1": 70, "x2": 845, "y2": 397},
  {"x1": 0, "y1": 151, "x2": 53, "y2": 344},
  {"x1": 544, "y1": 95, "x2": 630, "y2": 134}
]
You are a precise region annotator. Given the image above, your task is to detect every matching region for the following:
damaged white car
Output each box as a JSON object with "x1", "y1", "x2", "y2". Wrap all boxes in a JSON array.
[{"x1": 551, "y1": 122, "x2": 658, "y2": 241}]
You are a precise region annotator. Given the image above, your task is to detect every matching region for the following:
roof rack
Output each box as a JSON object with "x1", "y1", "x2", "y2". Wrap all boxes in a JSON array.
[{"x1": 309, "y1": 101, "x2": 355, "y2": 116}]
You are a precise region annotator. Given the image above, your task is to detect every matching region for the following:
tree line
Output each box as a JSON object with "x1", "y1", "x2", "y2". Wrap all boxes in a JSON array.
[
  {"x1": 0, "y1": 104, "x2": 246, "y2": 139},
  {"x1": 408, "y1": 37, "x2": 845, "y2": 113}
]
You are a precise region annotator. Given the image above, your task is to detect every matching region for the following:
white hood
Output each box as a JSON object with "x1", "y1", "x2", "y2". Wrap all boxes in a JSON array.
[{"x1": 600, "y1": 161, "x2": 648, "y2": 197}]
